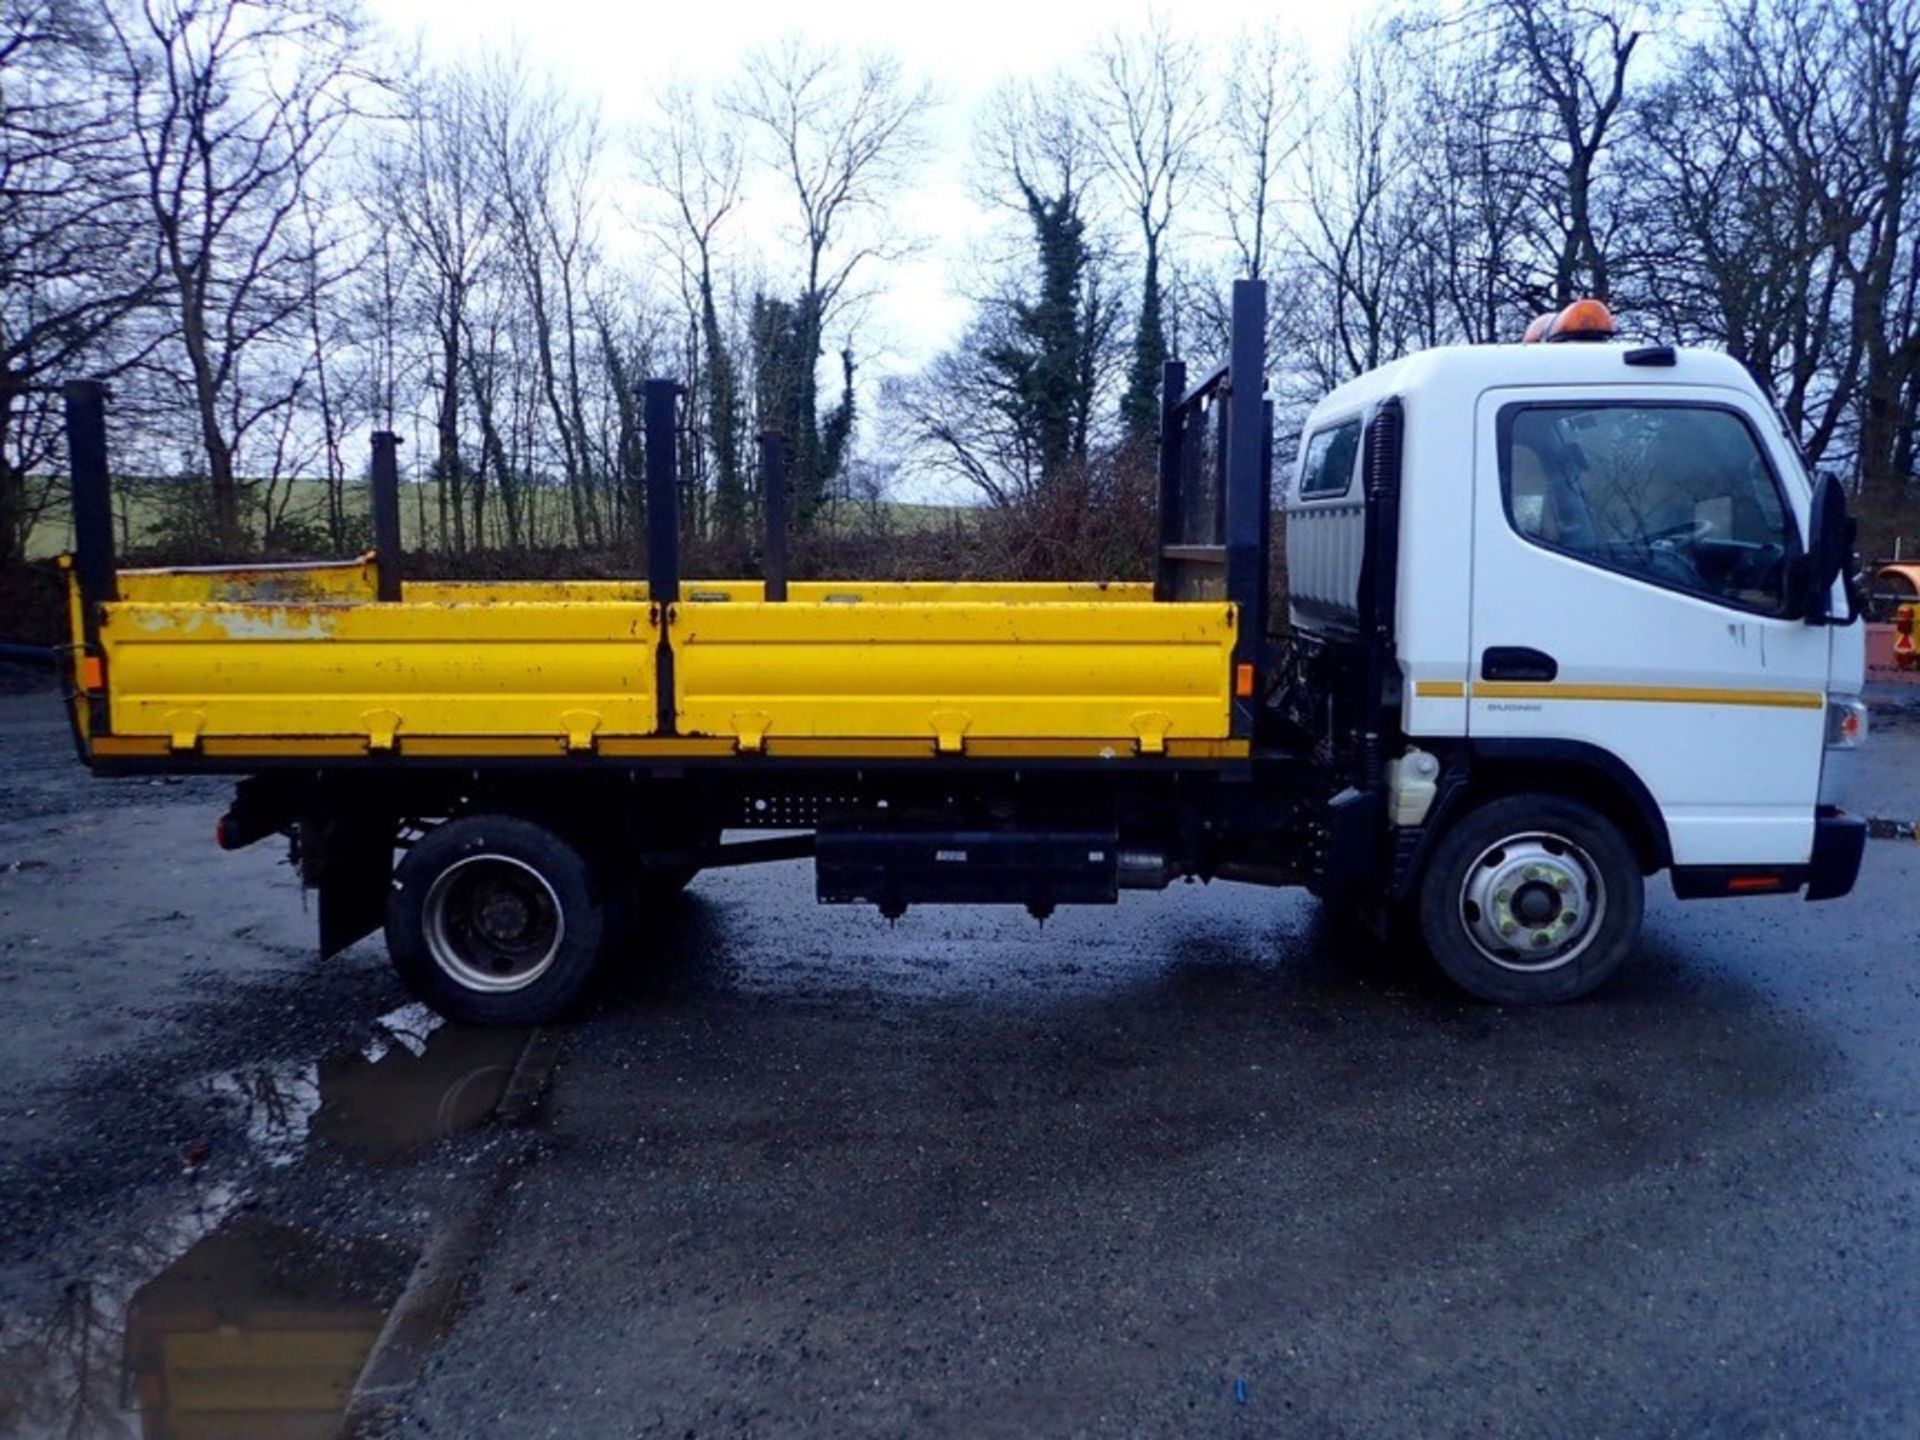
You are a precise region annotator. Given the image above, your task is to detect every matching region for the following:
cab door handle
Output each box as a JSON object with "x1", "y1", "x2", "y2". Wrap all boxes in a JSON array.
[{"x1": 1481, "y1": 647, "x2": 1558, "y2": 682}]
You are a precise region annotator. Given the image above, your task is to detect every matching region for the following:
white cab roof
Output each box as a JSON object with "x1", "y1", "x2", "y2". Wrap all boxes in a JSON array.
[{"x1": 1302, "y1": 343, "x2": 1767, "y2": 432}]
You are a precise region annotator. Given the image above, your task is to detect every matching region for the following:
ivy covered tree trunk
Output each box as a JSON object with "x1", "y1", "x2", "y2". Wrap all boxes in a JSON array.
[
  {"x1": 750, "y1": 292, "x2": 855, "y2": 532},
  {"x1": 703, "y1": 290, "x2": 744, "y2": 543},
  {"x1": 1120, "y1": 244, "x2": 1166, "y2": 449},
  {"x1": 0, "y1": 398, "x2": 24, "y2": 566}
]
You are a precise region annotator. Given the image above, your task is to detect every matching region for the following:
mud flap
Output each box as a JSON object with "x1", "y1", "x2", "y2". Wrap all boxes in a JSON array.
[
  {"x1": 1317, "y1": 786, "x2": 1385, "y2": 913},
  {"x1": 300, "y1": 812, "x2": 396, "y2": 959}
]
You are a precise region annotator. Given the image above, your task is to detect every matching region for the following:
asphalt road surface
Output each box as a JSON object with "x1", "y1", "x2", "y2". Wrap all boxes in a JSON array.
[{"x1": 2, "y1": 670, "x2": 1919, "y2": 1437}]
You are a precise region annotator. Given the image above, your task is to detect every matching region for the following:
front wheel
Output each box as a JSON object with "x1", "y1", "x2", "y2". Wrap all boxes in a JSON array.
[
  {"x1": 1416, "y1": 793, "x2": 1643, "y2": 1005},
  {"x1": 386, "y1": 813, "x2": 607, "y2": 1025}
]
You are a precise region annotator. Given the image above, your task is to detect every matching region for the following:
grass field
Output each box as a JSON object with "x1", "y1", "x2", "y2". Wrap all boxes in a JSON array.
[{"x1": 24, "y1": 476, "x2": 965, "y2": 562}]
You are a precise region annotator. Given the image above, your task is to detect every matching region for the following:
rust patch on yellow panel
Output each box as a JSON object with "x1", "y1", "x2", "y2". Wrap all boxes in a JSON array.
[
  {"x1": 116, "y1": 555, "x2": 379, "y2": 604},
  {"x1": 89, "y1": 736, "x2": 169, "y2": 758}
]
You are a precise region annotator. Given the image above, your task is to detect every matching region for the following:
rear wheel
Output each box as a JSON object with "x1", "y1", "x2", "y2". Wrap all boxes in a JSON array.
[
  {"x1": 386, "y1": 813, "x2": 606, "y2": 1025},
  {"x1": 1416, "y1": 792, "x2": 1642, "y2": 1004}
]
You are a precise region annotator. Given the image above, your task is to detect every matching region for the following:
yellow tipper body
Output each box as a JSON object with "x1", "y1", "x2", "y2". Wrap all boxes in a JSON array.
[{"x1": 70, "y1": 563, "x2": 1241, "y2": 763}]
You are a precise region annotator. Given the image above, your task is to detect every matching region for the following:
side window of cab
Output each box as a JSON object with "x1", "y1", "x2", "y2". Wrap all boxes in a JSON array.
[
  {"x1": 1497, "y1": 403, "x2": 1798, "y2": 615},
  {"x1": 1297, "y1": 417, "x2": 1362, "y2": 500}
]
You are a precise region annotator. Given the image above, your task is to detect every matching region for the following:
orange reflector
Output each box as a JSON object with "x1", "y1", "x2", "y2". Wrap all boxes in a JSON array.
[
  {"x1": 1728, "y1": 874, "x2": 1783, "y2": 892},
  {"x1": 1234, "y1": 662, "x2": 1256, "y2": 699},
  {"x1": 81, "y1": 655, "x2": 104, "y2": 691},
  {"x1": 1544, "y1": 299, "x2": 1617, "y2": 344}
]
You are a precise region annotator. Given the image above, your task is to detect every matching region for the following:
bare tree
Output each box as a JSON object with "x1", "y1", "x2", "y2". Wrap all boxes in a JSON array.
[
  {"x1": 476, "y1": 60, "x2": 609, "y2": 547},
  {"x1": 106, "y1": 0, "x2": 366, "y2": 549},
  {"x1": 1399, "y1": 18, "x2": 1537, "y2": 343},
  {"x1": 385, "y1": 65, "x2": 498, "y2": 552},
  {"x1": 1217, "y1": 22, "x2": 1308, "y2": 283},
  {"x1": 726, "y1": 39, "x2": 930, "y2": 525},
  {"x1": 639, "y1": 84, "x2": 746, "y2": 540},
  {"x1": 1489, "y1": 0, "x2": 1648, "y2": 306},
  {"x1": 1625, "y1": 0, "x2": 1857, "y2": 464},
  {"x1": 1293, "y1": 23, "x2": 1422, "y2": 385},
  {"x1": 0, "y1": 1, "x2": 155, "y2": 562},
  {"x1": 1832, "y1": 0, "x2": 1920, "y2": 523},
  {"x1": 1087, "y1": 17, "x2": 1211, "y2": 444},
  {"x1": 462, "y1": 274, "x2": 523, "y2": 549}
]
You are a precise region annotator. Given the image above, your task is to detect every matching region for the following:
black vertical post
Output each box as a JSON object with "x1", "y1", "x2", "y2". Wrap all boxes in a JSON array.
[
  {"x1": 370, "y1": 431, "x2": 404, "y2": 601},
  {"x1": 1223, "y1": 278, "x2": 1268, "y2": 737},
  {"x1": 63, "y1": 382, "x2": 117, "y2": 647},
  {"x1": 759, "y1": 430, "x2": 789, "y2": 602},
  {"x1": 1212, "y1": 395, "x2": 1230, "y2": 540},
  {"x1": 643, "y1": 378, "x2": 681, "y2": 736},
  {"x1": 1260, "y1": 396, "x2": 1275, "y2": 627},
  {"x1": 1154, "y1": 360, "x2": 1186, "y2": 602},
  {"x1": 643, "y1": 379, "x2": 681, "y2": 606}
]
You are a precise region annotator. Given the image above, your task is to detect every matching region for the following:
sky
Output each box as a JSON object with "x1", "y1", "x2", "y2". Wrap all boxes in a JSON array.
[{"x1": 365, "y1": 0, "x2": 1367, "y2": 371}]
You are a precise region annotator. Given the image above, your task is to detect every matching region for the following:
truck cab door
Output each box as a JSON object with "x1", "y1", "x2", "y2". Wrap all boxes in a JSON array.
[{"x1": 1467, "y1": 385, "x2": 1829, "y2": 867}]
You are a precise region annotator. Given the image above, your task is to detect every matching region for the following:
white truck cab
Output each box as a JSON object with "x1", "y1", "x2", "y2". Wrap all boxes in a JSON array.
[{"x1": 1284, "y1": 304, "x2": 1868, "y2": 1002}]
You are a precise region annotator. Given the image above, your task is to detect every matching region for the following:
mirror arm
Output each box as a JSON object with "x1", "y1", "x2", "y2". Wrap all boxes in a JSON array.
[
  {"x1": 1838, "y1": 520, "x2": 1865, "y2": 624},
  {"x1": 1799, "y1": 556, "x2": 1830, "y2": 626}
]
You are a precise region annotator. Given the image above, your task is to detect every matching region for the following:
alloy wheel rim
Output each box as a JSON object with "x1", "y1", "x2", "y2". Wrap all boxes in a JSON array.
[
  {"x1": 423, "y1": 853, "x2": 565, "y2": 993},
  {"x1": 1457, "y1": 831, "x2": 1604, "y2": 973}
]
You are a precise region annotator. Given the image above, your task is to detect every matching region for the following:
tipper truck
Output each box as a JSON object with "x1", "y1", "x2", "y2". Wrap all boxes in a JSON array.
[{"x1": 52, "y1": 282, "x2": 1869, "y2": 1023}]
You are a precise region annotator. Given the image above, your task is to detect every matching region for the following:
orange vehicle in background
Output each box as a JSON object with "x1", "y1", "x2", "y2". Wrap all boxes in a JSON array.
[{"x1": 1866, "y1": 563, "x2": 1920, "y2": 672}]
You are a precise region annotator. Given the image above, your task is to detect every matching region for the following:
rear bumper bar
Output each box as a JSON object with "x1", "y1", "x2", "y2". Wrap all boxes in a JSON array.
[
  {"x1": 1805, "y1": 806, "x2": 1867, "y2": 901},
  {"x1": 1669, "y1": 807, "x2": 1866, "y2": 903}
]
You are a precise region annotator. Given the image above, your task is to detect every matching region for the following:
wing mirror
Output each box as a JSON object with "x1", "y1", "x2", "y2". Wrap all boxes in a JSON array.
[{"x1": 1803, "y1": 472, "x2": 1860, "y2": 625}]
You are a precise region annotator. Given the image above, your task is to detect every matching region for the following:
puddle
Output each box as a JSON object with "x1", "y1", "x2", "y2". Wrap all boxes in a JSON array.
[
  {"x1": 0, "y1": 1214, "x2": 414, "y2": 1439},
  {"x1": 311, "y1": 1011, "x2": 528, "y2": 1164},
  {"x1": 193, "y1": 1003, "x2": 530, "y2": 1167},
  {"x1": 0, "y1": 1007, "x2": 528, "y2": 1436},
  {"x1": 122, "y1": 1217, "x2": 413, "y2": 1438},
  {"x1": 0, "y1": 1184, "x2": 241, "y2": 1440}
]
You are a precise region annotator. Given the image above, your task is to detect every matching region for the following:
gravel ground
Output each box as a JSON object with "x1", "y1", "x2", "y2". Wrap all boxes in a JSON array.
[
  {"x1": 0, "y1": 676, "x2": 537, "y2": 1439},
  {"x1": 3, "y1": 670, "x2": 1918, "y2": 1438},
  {"x1": 397, "y1": 780, "x2": 1920, "y2": 1434}
]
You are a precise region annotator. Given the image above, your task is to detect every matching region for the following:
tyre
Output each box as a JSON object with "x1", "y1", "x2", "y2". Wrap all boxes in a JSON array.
[
  {"x1": 1416, "y1": 792, "x2": 1643, "y2": 1005},
  {"x1": 386, "y1": 813, "x2": 606, "y2": 1025}
]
